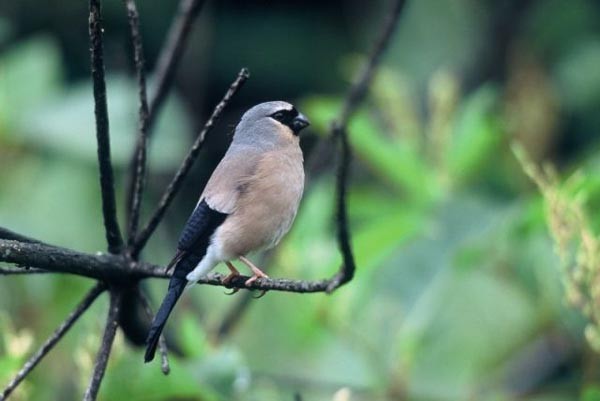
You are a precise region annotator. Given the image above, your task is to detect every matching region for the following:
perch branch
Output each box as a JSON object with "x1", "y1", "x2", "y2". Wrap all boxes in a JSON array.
[
  {"x1": 0, "y1": 284, "x2": 105, "y2": 401},
  {"x1": 83, "y1": 290, "x2": 122, "y2": 401},
  {"x1": 89, "y1": 0, "x2": 124, "y2": 254},
  {"x1": 138, "y1": 291, "x2": 170, "y2": 375},
  {"x1": 130, "y1": 67, "x2": 250, "y2": 256},
  {"x1": 123, "y1": 0, "x2": 151, "y2": 244},
  {"x1": 0, "y1": 239, "x2": 342, "y2": 293},
  {"x1": 326, "y1": 0, "x2": 406, "y2": 292}
]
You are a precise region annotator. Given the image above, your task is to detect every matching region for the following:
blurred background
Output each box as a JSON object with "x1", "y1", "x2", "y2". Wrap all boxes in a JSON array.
[{"x1": 2, "y1": 0, "x2": 600, "y2": 400}]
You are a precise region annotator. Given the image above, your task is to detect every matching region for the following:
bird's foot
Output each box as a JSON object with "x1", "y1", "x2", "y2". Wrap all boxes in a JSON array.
[
  {"x1": 238, "y1": 256, "x2": 269, "y2": 297},
  {"x1": 239, "y1": 256, "x2": 269, "y2": 285},
  {"x1": 223, "y1": 262, "x2": 241, "y2": 295},
  {"x1": 244, "y1": 270, "x2": 269, "y2": 286}
]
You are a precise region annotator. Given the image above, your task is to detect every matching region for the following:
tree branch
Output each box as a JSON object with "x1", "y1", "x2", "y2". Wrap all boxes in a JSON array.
[
  {"x1": 83, "y1": 289, "x2": 122, "y2": 401},
  {"x1": 130, "y1": 68, "x2": 250, "y2": 257},
  {"x1": 0, "y1": 283, "x2": 105, "y2": 401},
  {"x1": 147, "y1": 0, "x2": 207, "y2": 131},
  {"x1": 0, "y1": 267, "x2": 52, "y2": 275},
  {"x1": 0, "y1": 226, "x2": 44, "y2": 244},
  {"x1": 326, "y1": 0, "x2": 406, "y2": 292},
  {"x1": 89, "y1": 0, "x2": 124, "y2": 254},
  {"x1": 124, "y1": 0, "x2": 207, "y2": 242},
  {"x1": 336, "y1": 0, "x2": 406, "y2": 127},
  {"x1": 0, "y1": 239, "x2": 340, "y2": 293},
  {"x1": 123, "y1": 0, "x2": 151, "y2": 245}
]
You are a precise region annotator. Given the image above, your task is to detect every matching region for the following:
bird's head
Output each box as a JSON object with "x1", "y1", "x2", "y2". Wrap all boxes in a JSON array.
[{"x1": 233, "y1": 101, "x2": 310, "y2": 147}]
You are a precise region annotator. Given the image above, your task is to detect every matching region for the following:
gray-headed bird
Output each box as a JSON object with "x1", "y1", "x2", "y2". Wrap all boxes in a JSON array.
[{"x1": 144, "y1": 101, "x2": 310, "y2": 362}]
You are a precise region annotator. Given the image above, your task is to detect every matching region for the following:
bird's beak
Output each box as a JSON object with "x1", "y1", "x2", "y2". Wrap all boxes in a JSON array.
[{"x1": 291, "y1": 113, "x2": 310, "y2": 134}]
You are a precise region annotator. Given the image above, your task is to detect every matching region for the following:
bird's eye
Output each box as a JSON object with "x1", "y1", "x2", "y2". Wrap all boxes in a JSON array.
[{"x1": 272, "y1": 111, "x2": 285, "y2": 121}]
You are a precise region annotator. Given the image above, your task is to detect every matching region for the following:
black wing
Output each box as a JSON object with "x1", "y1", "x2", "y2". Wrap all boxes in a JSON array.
[
  {"x1": 178, "y1": 199, "x2": 228, "y2": 252},
  {"x1": 169, "y1": 199, "x2": 227, "y2": 279}
]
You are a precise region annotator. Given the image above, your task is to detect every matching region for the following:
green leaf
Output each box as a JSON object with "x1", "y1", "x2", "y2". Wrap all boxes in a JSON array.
[
  {"x1": 448, "y1": 85, "x2": 503, "y2": 184},
  {"x1": 582, "y1": 385, "x2": 600, "y2": 401},
  {"x1": 179, "y1": 311, "x2": 208, "y2": 359},
  {"x1": 302, "y1": 96, "x2": 436, "y2": 201}
]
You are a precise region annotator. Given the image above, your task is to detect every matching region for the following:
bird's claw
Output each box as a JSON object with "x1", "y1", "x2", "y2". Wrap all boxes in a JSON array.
[
  {"x1": 224, "y1": 288, "x2": 239, "y2": 295},
  {"x1": 244, "y1": 272, "x2": 269, "y2": 287},
  {"x1": 222, "y1": 272, "x2": 240, "y2": 285},
  {"x1": 253, "y1": 290, "x2": 268, "y2": 299}
]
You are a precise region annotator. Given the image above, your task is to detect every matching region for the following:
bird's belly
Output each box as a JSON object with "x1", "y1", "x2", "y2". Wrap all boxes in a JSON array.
[{"x1": 213, "y1": 175, "x2": 303, "y2": 259}]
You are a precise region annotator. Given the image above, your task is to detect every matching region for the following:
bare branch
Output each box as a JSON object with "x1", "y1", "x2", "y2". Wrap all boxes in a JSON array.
[
  {"x1": 0, "y1": 226, "x2": 44, "y2": 244},
  {"x1": 326, "y1": 0, "x2": 406, "y2": 292},
  {"x1": 124, "y1": 0, "x2": 207, "y2": 240},
  {"x1": 336, "y1": 0, "x2": 406, "y2": 127},
  {"x1": 0, "y1": 239, "x2": 139, "y2": 280},
  {"x1": 138, "y1": 290, "x2": 170, "y2": 375},
  {"x1": 123, "y1": 0, "x2": 151, "y2": 244},
  {"x1": 0, "y1": 267, "x2": 52, "y2": 275},
  {"x1": 0, "y1": 239, "x2": 339, "y2": 293},
  {"x1": 83, "y1": 289, "x2": 122, "y2": 401},
  {"x1": 0, "y1": 284, "x2": 105, "y2": 401},
  {"x1": 148, "y1": 0, "x2": 207, "y2": 130},
  {"x1": 130, "y1": 68, "x2": 250, "y2": 257},
  {"x1": 89, "y1": 0, "x2": 124, "y2": 254}
]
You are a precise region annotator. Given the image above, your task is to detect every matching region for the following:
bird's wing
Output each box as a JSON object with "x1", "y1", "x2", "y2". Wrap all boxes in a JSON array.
[
  {"x1": 201, "y1": 147, "x2": 263, "y2": 214},
  {"x1": 176, "y1": 199, "x2": 228, "y2": 255}
]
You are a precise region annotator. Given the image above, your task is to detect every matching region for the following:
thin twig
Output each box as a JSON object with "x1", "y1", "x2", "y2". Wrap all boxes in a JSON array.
[
  {"x1": 89, "y1": 0, "x2": 124, "y2": 254},
  {"x1": 326, "y1": 0, "x2": 406, "y2": 292},
  {"x1": 124, "y1": 0, "x2": 207, "y2": 234},
  {"x1": 83, "y1": 289, "x2": 122, "y2": 401},
  {"x1": 148, "y1": 0, "x2": 207, "y2": 130},
  {"x1": 123, "y1": 0, "x2": 151, "y2": 245},
  {"x1": 130, "y1": 68, "x2": 250, "y2": 257},
  {"x1": 138, "y1": 291, "x2": 170, "y2": 375},
  {"x1": 0, "y1": 284, "x2": 105, "y2": 401},
  {"x1": 337, "y1": 0, "x2": 406, "y2": 127}
]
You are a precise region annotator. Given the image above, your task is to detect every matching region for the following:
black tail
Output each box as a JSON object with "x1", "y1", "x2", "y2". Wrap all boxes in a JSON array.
[
  {"x1": 144, "y1": 276, "x2": 186, "y2": 362},
  {"x1": 144, "y1": 255, "x2": 200, "y2": 362}
]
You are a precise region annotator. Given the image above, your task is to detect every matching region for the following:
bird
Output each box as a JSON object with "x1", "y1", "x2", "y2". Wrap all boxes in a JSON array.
[{"x1": 144, "y1": 101, "x2": 310, "y2": 362}]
